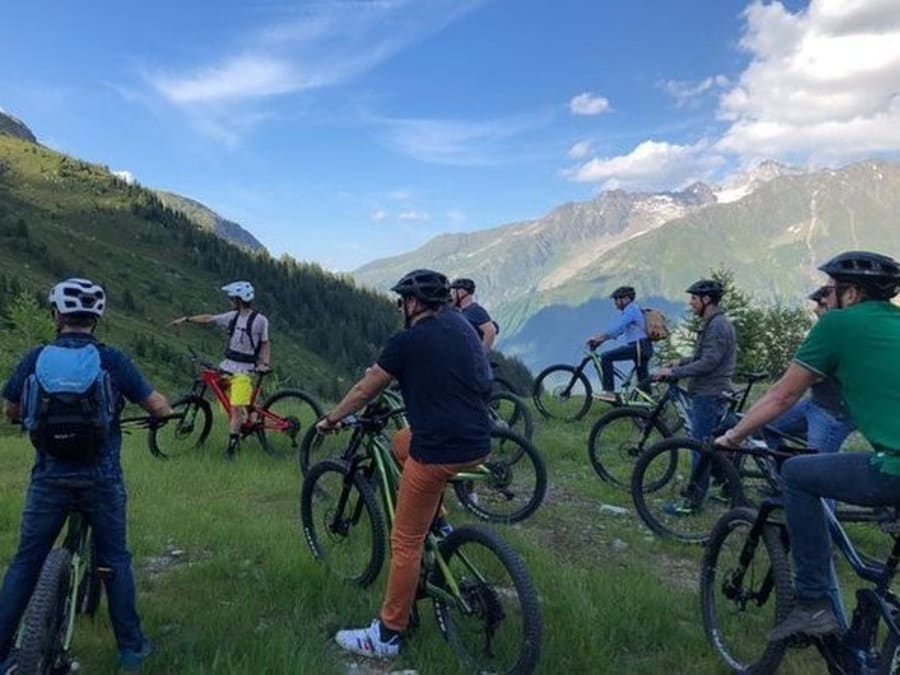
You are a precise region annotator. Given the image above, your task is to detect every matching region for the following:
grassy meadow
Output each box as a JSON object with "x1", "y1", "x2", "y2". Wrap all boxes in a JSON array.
[{"x1": 0, "y1": 402, "x2": 878, "y2": 674}]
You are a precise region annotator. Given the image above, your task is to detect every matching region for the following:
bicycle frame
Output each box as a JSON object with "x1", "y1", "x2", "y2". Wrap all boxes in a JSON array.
[
  {"x1": 338, "y1": 416, "x2": 482, "y2": 612},
  {"x1": 576, "y1": 350, "x2": 656, "y2": 406}
]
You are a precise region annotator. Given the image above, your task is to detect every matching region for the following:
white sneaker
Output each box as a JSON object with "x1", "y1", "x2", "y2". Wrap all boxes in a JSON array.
[{"x1": 335, "y1": 619, "x2": 401, "y2": 658}]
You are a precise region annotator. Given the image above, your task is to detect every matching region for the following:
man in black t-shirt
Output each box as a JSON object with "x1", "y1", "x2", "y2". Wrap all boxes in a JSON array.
[
  {"x1": 450, "y1": 278, "x2": 497, "y2": 351},
  {"x1": 316, "y1": 269, "x2": 492, "y2": 660}
]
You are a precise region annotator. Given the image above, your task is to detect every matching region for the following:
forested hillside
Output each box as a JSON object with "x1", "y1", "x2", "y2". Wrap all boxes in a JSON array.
[{"x1": 0, "y1": 132, "x2": 397, "y2": 398}]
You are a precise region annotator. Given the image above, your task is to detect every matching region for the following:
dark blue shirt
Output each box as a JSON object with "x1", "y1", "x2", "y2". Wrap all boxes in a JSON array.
[
  {"x1": 377, "y1": 308, "x2": 492, "y2": 464},
  {"x1": 461, "y1": 303, "x2": 493, "y2": 338},
  {"x1": 2, "y1": 333, "x2": 153, "y2": 480}
]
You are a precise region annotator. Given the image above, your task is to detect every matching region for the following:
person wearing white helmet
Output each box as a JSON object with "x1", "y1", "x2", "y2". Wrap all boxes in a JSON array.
[
  {"x1": 0, "y1": 278, "x2": 173, "y2": 672},
  {"x1": 170, "y1": 281, "x2": 271, "y2": 460}
]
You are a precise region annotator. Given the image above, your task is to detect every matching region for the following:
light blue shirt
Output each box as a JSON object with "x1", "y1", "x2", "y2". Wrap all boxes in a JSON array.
[{"x1": 605, "y1": 301, "x2": 647, "y2": 343}]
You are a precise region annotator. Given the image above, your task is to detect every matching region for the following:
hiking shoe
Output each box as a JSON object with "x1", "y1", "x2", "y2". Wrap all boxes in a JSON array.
[
  {"x1": 224, "y1": 449, "x2": 236, "y2": 462},
  {"x1": 335, "y1": 619, "x2": 401, "y2": 659},
  {"x1": 592, "y1": 391, "x2": 619, "y2": 403},
  {"x1": 663, "y1": 499, "x2": 701, "y2": 516},
  {"x1": 767, "y1": 602, "x2": 839, "y2": 642},
  {"x1": 119, "y1": 638, "x2": 154, "y2": 671}
]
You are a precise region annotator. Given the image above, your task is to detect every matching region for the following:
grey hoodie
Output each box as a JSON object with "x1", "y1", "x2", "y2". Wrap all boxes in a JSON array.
[{"x1": 672, "y1": 307, "x2": 736, "y2": 396}]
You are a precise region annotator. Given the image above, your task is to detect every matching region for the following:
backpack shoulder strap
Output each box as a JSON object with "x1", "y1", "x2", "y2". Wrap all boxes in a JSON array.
[{"x1": 245, "y1": 310, "x2": 260, "y2": 356}]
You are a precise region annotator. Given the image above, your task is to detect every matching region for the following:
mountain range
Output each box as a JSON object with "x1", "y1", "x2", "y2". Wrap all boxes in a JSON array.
[{"x1": 354, "y1": 159, "x2": 900, "y2": 369}]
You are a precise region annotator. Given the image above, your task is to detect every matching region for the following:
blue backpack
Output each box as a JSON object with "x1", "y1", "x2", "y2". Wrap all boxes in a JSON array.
[{"x1": 21, "y1": 344, "x2": 115, "y2": 462}]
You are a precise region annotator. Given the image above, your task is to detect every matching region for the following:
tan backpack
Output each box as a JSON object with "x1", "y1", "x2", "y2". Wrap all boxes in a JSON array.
[{"x1": 642, "y1": 308, "x2": 670, "y2": 342}]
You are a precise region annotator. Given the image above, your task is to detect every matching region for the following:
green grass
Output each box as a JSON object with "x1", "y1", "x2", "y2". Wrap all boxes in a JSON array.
[{"x1": 0, "y1": 408, "x2": 882, "y2": 673}]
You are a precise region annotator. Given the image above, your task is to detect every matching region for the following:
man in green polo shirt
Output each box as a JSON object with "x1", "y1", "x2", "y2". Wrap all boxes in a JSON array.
[{"x1": 715, "y1": 251, "x2": 900, "y2": 642}]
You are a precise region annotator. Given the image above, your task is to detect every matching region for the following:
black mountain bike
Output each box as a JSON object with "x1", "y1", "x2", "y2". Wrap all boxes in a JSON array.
[
  {"x1": 701, "y1": 457, "x2": 900, "y2": 674},
  {"x1": 301, "y1": 402, "x2": 542, "y2": 673}
]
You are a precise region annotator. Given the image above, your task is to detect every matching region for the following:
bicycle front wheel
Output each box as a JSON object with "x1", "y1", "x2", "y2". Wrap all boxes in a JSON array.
[
  {"x1": 297, "y1": 425, "x2": 352, "y2": 477},
  {"x1": 148, "y1": 394, "x2": 212, "y2": 459},
  {"x1": 453, "y1": 429, "x2": 547, "y2": 524},
  {"x1": 587, "y1": 406, "x2": 671, "y2": 488},
  {"x1": 532, "y1": 364, "x2": 591, "y2": 421},
  {"x1": 433, "y1": 525, "x2": 542, "y2": 675},
  {"x1": 488, "y1": 391, "x2": 534, "y2": 440},
  {"x1": 258, "y1": 389, "x2": 324, "y2": 459},
  {"x1": 700, "y1": 507, "x2": 791, "y2": 674},
  {"x1": 18, "y1": 548, "x2": 74, "y2": 675},
  {"x1": 300, "y1": 459, "x2": 386, "y2": 587},
  {"x1": 631, "y1": 437, "x2": 743, "y2": 543}
]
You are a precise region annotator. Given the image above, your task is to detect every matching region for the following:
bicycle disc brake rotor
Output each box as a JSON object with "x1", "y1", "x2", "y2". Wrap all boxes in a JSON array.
[
  {"x1": 484, "y1": 461, "x2": 513, "y2": 490},
  {"x1": 459, "y1": 579, "x2": 506, "y2": 648}
]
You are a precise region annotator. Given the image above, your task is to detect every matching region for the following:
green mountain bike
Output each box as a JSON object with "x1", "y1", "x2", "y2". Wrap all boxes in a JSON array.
[{"x1": 300, "y1": 401, "x2": 542, "y2": 673}]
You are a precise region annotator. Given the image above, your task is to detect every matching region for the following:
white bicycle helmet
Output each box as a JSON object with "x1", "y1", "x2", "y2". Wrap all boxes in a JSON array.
[
  {"x1": 221, "y1": 280, "x2": 255, "y2": 302},
  {"x1": 48, "y1": 278, "x2": 106, "y2": 316}
]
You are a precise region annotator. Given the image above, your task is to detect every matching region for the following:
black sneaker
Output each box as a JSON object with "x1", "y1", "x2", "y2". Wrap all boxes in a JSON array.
[{"x1": 767, "y1": 602, "x2": 839, "y2": 642}]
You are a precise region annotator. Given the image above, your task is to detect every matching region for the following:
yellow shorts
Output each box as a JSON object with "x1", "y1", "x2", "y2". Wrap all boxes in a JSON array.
[{"x1": 227, "y1": 373, "x2": 253, "y2": 407}]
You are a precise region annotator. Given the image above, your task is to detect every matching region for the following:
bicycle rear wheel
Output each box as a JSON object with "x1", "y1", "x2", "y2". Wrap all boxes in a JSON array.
[
  {"x1": 148, "y1": 394, "x2": 212, "y2": 459},
  {"x1": 453, "y1": 429, "x2": 547, "y2": 524},
  {"x1": 258, "y1": 389, "x2": 323, "y2": 459},
  {"x1": 300, "y1": 459, "x2": 386, "y2": 587},
  {"x1": 700, "y1": 507, "x2": 792, "y2": 674},
  {"x1": 488, "y1": 391, "x2": 534, "y2": 440},
  {"x1": 587, "y1": 406, "x2": 672, "y2": 488},
  {"x1": 433, "y1": 525, "x2": 542, "y2": 675},
  {"x1": 631, "y1": 437, "x2": 744, "y2": 543},
  {"x1": 18, "y1": 548, "x2": 74, "y2": 675},
  {"x1": 532, "y1": 364, "x2": 591, "y2": 421}
]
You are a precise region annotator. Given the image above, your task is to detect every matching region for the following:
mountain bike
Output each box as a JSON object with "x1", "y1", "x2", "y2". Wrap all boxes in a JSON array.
[
  {"x1": 588, "y1": 372, "x2": 767, "y2": 489},
  {"x1": 532, "y1": 349, "x2": 656, "y2": 421},
  {"x1": 300, "y1": 402, "x2": 542, "y2": 673},
  {"x1": 701, "y1": 461, "x2": 900, "y2": 674},
  {"x1": 300, "y1": 396, "x2": 546, "y2": 523},
  {"x1": 150, "y1": 347, "x2": 322, "y2": 459},
  {"x1": 633, "y1": 433, "x2": 891, "y2": 545}
]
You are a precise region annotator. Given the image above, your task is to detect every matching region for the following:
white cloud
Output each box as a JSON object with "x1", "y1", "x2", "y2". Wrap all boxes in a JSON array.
[
  {"x1": 398, "y1": 209, "x2": 430, "y2": 222},
  {"x1": 111, "y1": 170, "x2": 136, "y2": 185},
  {"x1": 568, "y1": 92, "x2": 612, "y2": 115},
  {"x1": 370, "y1": 208, "x2": 389, "y2": 222},
  {"x1": 145, "y1": 0, "x2": 486, "y2": 140},
  {"x1": 565, "y1": 140, "x2": 725, "y2": 191},
  {"x1": 375, "y1": 113, "x2": 549, "y2": 165},
  {"x1": 660, "y1": 75, "x2": 729, "y2": 107},
  {"x1": 387, "y1": 190, "x2": 412, "y2": 201},
  {"x1": 715, "y1": 0, "x2": 900, "y2": 160},
  {"x1": 567, "y1": 140, "x2": 594, "y2": 159}
]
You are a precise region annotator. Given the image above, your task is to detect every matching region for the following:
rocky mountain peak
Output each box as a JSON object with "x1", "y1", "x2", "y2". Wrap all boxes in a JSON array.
[{"x1": 0, "y1": 109, "x2": 37, "y2": 143}]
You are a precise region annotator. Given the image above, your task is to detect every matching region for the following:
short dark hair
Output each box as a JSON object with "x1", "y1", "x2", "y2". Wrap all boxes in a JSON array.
[{"x1": 60, "y1": 313, "x2": 98, "y2": 328}]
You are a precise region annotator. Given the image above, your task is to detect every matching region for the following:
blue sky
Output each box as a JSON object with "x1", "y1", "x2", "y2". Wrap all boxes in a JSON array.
[{"x1": 3, "y1": 0, "x2": 898, "y2": 270}]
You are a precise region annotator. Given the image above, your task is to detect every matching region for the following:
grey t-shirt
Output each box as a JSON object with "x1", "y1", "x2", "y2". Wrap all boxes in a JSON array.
[{"x1": 213, "y1": 310, "x2": 269, "y2": 373}]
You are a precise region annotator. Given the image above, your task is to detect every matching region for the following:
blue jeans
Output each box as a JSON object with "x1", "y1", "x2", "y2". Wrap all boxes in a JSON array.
[
  {"x1": 764, "y1": 398, "x2": 855, "y2": 454},
  {"x1": 600, "y1": 339, "x2": 653, "y2": 392},
  {"x1": 0, "y1": 475, "x2": 144, "y2": 659},
  {"x1": 782, "y1": 453, "x2": 900, "y2": 629},
  {"x1": 685, "y1": 395, "x2": 728, "y2": 503}
]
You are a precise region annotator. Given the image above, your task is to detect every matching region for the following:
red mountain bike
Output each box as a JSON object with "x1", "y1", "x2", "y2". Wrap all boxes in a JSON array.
[{"x1": 149, "y1": 347, "x2": 323, "y2": 459}]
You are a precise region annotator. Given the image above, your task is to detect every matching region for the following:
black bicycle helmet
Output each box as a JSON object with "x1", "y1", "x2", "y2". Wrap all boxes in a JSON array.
[
  {"x1": 685, "y1": 279, "x2": 724, "y2": 300},
  {"x1": 819, "y1": 251, "x2": 900, "y2": 299},
  {"x1": 391, "y1": 269, "x2": 451, "y2": 306},
  {"x1": 449, "y1": 278, "x2": 476, "y2": 294},
  {"x1": 609, "y1": 285, "x2": 635, "y2": 300}
]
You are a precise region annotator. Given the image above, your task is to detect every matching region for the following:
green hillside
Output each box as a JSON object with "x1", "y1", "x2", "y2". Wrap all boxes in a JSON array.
[{"x1": 0, "y1": 132, "x2": 397, "y2": 398}]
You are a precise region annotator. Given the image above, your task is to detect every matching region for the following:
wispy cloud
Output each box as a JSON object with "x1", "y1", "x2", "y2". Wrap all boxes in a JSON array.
[
  {"x1": 659, "y1": 75, "x2": 729, "y2": 108},
  {"x1": 568, "y1": 92, "x2": 612, "y2": 115},
  {"x1": 144, "y1": 0, "x2": 486, "y2": 141},
  {"x1": 398, "y1": 209, "x2": 430, "y2": 222},
  {"x1": 374, "y1": 112, "x2": 551, "y2": 165},
  {"x1": 370, "y1": 208, "x2": 389, "y2": 222},
  {"x1": 567, "y1": 139, "x2": 594, "y2": 159}
]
